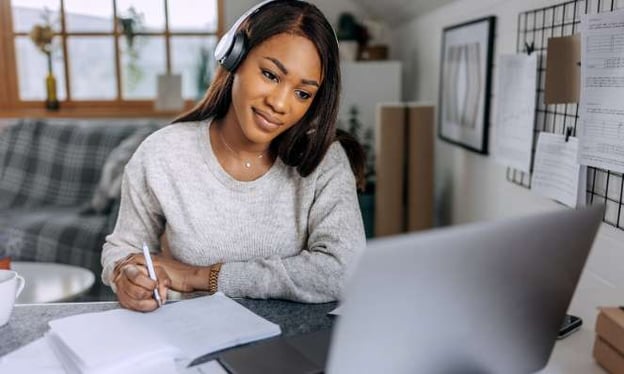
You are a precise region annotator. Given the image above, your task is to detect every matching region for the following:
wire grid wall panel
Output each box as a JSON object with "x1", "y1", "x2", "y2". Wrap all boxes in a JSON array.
[{"x1": 508, "y1": 0, "x2": 624, "y2": 229}]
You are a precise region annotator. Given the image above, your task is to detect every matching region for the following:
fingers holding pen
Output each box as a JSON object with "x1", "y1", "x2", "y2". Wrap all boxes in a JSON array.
[
  {"x1": 123, "y1": 261, "x2": 171, "y2": 306},
  {"x1": 122, "y1": 264, "x2": 156, "y2": 299},
  {"x1": 119, "y1": 284, "x2": 160, "y2": 312},
  {"x1": 134, "y1": 253, "x2": 191, "y2": 293},
  {"x1": 115, "y1": 264, "x2": 159, "y2": 312},
  {"x1": 114, "y1": 263, "x2": 166, "y2": 312}
]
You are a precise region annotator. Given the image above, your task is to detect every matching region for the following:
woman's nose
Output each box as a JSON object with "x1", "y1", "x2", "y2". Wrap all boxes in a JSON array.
[{"x1": 266, "y1": 86, "x2": 288, "y2": 114}]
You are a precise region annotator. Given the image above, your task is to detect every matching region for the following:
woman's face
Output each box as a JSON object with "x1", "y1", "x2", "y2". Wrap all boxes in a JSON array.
[{"x1": 230, "y1": 33, "x2": 322, "y2": 146}]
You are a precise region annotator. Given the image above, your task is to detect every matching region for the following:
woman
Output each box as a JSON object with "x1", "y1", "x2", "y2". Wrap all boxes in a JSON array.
[{"x1": 101, "y1": 0, "x2": 366, "y2": 312}]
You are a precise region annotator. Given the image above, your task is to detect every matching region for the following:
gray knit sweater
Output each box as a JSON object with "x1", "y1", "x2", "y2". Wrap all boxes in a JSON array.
[{"x1": 101, "y1": 120, "x2": 366, "y2": 303}]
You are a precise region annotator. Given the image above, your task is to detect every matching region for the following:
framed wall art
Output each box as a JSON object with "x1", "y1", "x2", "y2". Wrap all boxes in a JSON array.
[{"x1": 438, "y1": 16, "x2": 496, "y2": 154}]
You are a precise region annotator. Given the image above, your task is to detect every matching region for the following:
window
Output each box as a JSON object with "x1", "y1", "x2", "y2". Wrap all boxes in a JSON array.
[{"x1": 0, "y1": 0, "x2": 222, "y2": 116}]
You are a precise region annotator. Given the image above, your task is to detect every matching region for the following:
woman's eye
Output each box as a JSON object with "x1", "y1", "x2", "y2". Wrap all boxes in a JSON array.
[
  {"x1": 262, "y1": 70, "x2": 278, "y2": 82},
  {"x1": 295, "y1": 90, "x2": 311, "y2": 100}
]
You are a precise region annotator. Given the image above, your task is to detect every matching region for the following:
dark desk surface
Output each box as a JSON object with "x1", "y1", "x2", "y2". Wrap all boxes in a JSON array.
[{"x1": 0, "y1": 298, "x2": 337, "y2": 358}]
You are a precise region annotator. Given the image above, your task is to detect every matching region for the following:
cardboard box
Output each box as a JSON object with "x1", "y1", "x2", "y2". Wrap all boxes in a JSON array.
[
  {"x1": 406, "y1": 105, "x2": 434, "y2": 232},
  {"x1": 596, "y1": 307, "x2": 624, "y2": 354},
  {"x1": 375, "y1": 104, "x2": 406, "y2": 237},
  {"x1": 375, "y1": 104, "x2": 434, "y2": 237},
  {"x1": 594, "y1": 307, "x2": 624, "y2": 373},
  {"x1": 594, "y1": 337, "x2": 624, "y2": 373}
]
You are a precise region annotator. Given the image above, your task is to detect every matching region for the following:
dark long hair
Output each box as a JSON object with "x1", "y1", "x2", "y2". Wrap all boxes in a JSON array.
[{"x1": 174, "y1": 0, "x2": 365, "y2": 190}]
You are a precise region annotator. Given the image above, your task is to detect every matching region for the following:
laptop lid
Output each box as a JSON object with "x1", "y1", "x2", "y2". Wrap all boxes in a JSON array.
[{"x1": 327, "y1": 205, "x2": 603, "y2": 374}]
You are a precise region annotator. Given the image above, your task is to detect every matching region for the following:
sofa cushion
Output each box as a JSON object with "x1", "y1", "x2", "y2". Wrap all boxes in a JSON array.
[
  {"x1": 87, "y1": 126, "x2": 157, "y2": 214},
  {"x1": 0, "y1": 120, "x2": 154, "y2": 209}
]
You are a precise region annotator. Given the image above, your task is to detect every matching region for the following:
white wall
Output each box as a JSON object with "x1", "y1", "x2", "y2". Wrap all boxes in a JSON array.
[{"x1": 391, "y1": 0, "x2": 624, "y2": 320}]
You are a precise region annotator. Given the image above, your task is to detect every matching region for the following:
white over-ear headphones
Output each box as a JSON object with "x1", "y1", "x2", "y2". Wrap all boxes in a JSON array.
[{"x1": 214, "y1": 0, "x2": 280, "y2": 71}]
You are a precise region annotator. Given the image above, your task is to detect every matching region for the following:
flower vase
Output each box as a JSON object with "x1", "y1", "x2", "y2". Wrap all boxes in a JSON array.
[{"x1": 45, "y1": 53, "x2": 59, "y2": 110}]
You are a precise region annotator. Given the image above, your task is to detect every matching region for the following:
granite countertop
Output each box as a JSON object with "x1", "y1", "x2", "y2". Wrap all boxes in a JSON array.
[{"x1": 0, "y1": 298, "x2": 337, "y2": 358}]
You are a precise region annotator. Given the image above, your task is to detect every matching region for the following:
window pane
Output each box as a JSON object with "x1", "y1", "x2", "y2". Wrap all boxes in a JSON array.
[
  {"x1": 64, "y1": 0, "x2": 114, "y2": 32},
  {"x1": 168, "y1": 0, "x2": 218, "y2": 32},
  {"x1": 67, "y1": 37, "x2": 116, "y2": 100},
  {"x1": 170, "y1": 36, "x2": 217, "y2": 100},
  {"x1": 120, "y1": 36, "x2": 166, "y2": 99},
  {"x1": 116, "y1": 0, "x2": 165, "y2": 32},
  {"x1": 12, "y1": 0, "x2": 61, "y2": 33},
  {"x1": 15, "y1": 36, "x2": 66, "y2": 101}
]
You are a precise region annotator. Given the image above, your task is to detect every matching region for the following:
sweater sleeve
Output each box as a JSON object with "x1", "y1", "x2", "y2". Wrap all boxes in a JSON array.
[
  {"x1": 100, "y1": 146, "x2": 165, "y2": 289},
  {"x1": 217, "y1": 144, "x2": 366, "y2": 303}
]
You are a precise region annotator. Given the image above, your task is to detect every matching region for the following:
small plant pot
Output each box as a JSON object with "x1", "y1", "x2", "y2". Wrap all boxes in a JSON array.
[{"x1": 339, "y1": 41, "x2": 359, "y2": 61}]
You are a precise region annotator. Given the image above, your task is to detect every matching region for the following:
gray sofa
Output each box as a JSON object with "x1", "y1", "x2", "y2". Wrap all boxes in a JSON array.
[{"x1": 0, "y1": 119, "x2": 161, "y2": 299}]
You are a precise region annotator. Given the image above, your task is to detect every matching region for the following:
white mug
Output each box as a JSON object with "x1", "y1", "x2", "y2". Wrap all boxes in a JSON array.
[{"x1": 0, "y1": 269, "x2": 25, "y2": 327}]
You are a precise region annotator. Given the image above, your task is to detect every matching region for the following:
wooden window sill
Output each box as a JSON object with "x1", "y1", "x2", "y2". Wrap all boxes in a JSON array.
[{"x1": 0, "y1": 106, "x2": 193, "y2": 119}]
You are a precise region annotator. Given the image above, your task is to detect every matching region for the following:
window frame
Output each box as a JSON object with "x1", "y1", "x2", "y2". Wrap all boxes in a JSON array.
[{"x1": 0, "y1": 0, "x2": 223, "y2": 117}]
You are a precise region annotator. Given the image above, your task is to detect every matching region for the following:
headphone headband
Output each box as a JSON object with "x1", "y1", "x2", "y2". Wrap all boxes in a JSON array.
[{"x1": 214, "y1": 0, "x2": 337, "y2": 71}]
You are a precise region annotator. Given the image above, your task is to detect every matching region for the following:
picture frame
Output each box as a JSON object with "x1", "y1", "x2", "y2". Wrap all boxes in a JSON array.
[{"x1": 438, "y1": 16, "x2": 496, "y2": 154}]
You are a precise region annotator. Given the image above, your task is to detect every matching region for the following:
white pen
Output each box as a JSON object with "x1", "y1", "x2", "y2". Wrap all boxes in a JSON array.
[{"x1": 142, "y1": 242, "x2": 163, "y2": 307}]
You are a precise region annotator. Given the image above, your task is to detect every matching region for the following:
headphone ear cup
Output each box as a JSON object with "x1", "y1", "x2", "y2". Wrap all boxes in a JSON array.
[{"x1": 220, "y1": 31, "x2": 247, "y2": 72}]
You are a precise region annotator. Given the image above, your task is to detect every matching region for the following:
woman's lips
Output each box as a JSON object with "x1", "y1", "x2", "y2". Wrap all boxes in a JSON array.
[{"x1": 253, "y1": 108, "x2": 281, "y2": 132}]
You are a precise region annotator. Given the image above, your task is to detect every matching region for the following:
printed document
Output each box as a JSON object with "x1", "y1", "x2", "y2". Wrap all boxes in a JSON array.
[
  {"x1": 532, "y1": 133, "x2": 586, "y2": 208},
  {"x1": 492, "y1": 54, "x2": 537, "y2": 172},
  {"x1": 579, "y1": 9, "x2": 624, "y2": 173}
]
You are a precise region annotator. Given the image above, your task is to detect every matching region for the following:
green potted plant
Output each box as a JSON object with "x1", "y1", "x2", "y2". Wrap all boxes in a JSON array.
[
  {"x1": 336, "y1": 13, "x2": 358, "y2": 61},
  {"x1": 336, "y1": 13, "x2": 370, "y2": 61},
  {"x1": 117, "y1": 7, "x2": 145, "y2": 90},
  {"x1": 342, "y1": 106, "x2": 375, "y2": 238},
  {"x1": 195, "y1": 46, "x2": 214, "y2": 101}
]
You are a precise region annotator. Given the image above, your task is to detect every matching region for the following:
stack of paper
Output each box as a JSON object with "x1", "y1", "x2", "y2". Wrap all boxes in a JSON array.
[{"x1": 44, "y1": 293, "x2": 281, "y2": 373}]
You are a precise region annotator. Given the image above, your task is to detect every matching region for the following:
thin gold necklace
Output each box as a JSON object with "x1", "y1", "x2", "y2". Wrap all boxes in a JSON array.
[{"x1": 218, "y1": 129, "x2": 266, "y2": 169}]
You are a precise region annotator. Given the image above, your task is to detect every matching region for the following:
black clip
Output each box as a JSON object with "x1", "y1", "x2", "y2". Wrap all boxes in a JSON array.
[
  {"x1": 565, "y1": 127, "x2": 573, "y2": 142},
  {"x1": 525, "y1": 42, "x2": 535, "y2": 55}
]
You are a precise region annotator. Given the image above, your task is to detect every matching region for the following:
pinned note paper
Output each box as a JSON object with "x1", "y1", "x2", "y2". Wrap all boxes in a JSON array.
[
  {"x1": 531, "y1": 132, "x2": 586, "y2": 208},
  {"x1": 492, "y1": 54, "x2": 537, "y2": 173},
  {"x1": 579, "y1": 9, "x2": 624, "y2": 174}
]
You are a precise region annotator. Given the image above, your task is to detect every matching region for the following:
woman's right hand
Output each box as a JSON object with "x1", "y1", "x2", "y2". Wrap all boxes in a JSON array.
[{"x1": 113, "y1": 255, "x2": 171, "y2": 312}]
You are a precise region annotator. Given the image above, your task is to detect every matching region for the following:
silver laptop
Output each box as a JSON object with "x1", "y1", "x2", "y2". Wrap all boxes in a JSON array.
[{"x1": 327, "y1": 205, "x2": 603, "y2": 374}]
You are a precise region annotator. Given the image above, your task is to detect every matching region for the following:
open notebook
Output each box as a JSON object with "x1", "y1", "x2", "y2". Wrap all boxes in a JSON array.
[{"x1": 45, "y1": 293, "x2": 281, "y2": 374}]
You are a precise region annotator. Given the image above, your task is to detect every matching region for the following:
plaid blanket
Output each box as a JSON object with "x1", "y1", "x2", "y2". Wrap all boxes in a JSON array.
[
  {"x1": 0, "y1": 120, "x2": 146, "y2": 208},
  {"x1": 0, "y1": 119, "x2": 159, "y2": 299}
]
